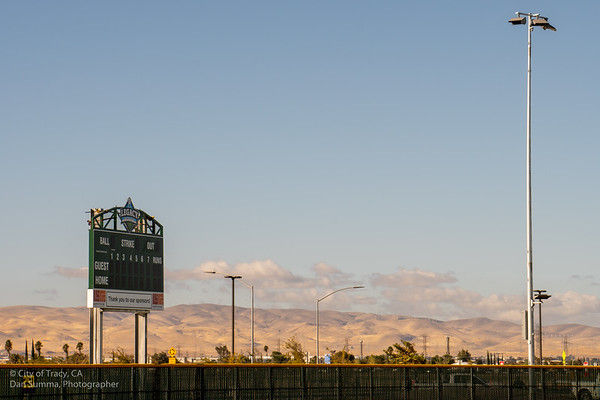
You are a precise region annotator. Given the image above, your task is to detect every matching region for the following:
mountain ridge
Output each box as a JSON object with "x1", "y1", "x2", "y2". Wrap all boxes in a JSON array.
[{"x1": 0, "y1": 304, "x2": 597, "y2": 359}]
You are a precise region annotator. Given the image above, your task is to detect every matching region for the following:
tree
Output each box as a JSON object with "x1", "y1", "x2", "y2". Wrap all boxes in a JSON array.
[
  {"x1": 10, "y1": 353, "x2": 24, "y2": 364},
  {"x1": 112, "y1": 348, "x2": 134, "y2": 363},
  {"x1": 215, "y1": 345, "x2": 231, "y2": 363},
  {"x1": 5, "y1": 340, "x2": 12, "y2": 360},
  {"x1": 63, "y1": 344, "x2": 70, "y2": 362},
  {"x1": 330, "y1": 348, "x2": 355, "y2": 364},
  {"x1": 284, "y1": 336, "x2": 306, "y2": 364},
  {"x1": 383, "y1": 340, "x2": 426, "y2": 364},
  {"x1": 151, "y1": 351, "x2": 169, "y2": 364},
  {"x1": 76, "y1": 342, "x2": 84, "y2": 354},
  {"x1": 270, "y1": 351, "x2": 289, "y2": 363},
  {"x1": 263, "y1": 345, "x2": 269, "y2": 356},
  {"x1": 365, "y1": 354, "x2": 386, "y2": 364},
  {"x1": 443, "y1": 354, "x2": 455, "y2": 364},
  {"x1": 69, "y1": 352, "x2": 89, "y2": 364},
  {"x1": 457, "y1": 349, "x2": 471, "y2": 363},
  {"x1": 35, "y1": 341, "x2": 43, "y2": 358},
  {"x1": 430, "y1": 354, "x2": 454, "y2": 365},
  {"x1": 229, "y1": 353, "x2": 250, "y2": 363}
]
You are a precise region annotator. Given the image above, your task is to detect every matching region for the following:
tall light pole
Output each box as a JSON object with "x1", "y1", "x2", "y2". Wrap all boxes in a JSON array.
[
  {"x1": 315, "y1": 286, "x2": 364, "y2": 364},
  {"x1": 508, "y1": 11, "x2": 556, "y2": 366},
  {"x1": 204, "y1": 271, "x2": 242, "y2": 357}
]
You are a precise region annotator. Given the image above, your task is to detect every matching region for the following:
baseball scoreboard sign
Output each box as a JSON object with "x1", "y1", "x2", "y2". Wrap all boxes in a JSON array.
[{"x1": 87, "y1": 198, "x2": 164, "y2": 311}]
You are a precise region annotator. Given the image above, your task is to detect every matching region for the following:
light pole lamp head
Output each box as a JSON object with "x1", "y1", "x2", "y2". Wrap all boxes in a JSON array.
[
  {"x1": 534, "y1": 289, "x2": 551, "y2": 301},
  {"x1": 532, "y1": 18, "x2": 556, "y2": 31},
  {"x1": 542, "y1": 23, "x2": 556, "y2": 31},
  {"x1": 509, "y1": 17, "x2": 526, "y2": 25}
]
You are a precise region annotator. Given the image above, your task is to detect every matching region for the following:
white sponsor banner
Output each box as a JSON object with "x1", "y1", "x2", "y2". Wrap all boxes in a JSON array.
[{"x1": 106, "y1": 292, "x2": 153, "y2": 310}]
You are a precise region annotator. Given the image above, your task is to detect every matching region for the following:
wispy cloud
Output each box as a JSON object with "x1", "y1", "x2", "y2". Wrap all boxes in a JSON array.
[
  {"x1": 33, "y1": 289, "x2": 58, "y2": 301},
  {"x1": 369, "y1": 268, "x2": 521, "y2": 321},
  {"x1": 548, "y1": 291, "x2": 600, "y2": 321},
  {"x1": 165, "y1": 262, "x2": 528, "y2": 322},
  {"x1": 371, "y1": 268, "x2": 456, "y2": 287},
  {"x1": 167, "y1": 259, "x2": 356, "y2": 289},
  {"x1": 168, "y1": 259, "x2": 366, "y2": 309},
  {"x1": 53, "y1": 259, "x2": 600, "y2": 326},
  {"x1": 53, "y1": 266, "x2": 87, "y2": 279},
  {"x1": 166, "y1": 260, "x2": 231, "y2": 281}
]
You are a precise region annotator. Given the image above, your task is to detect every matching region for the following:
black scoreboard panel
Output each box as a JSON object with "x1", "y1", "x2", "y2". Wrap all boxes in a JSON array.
[{"x1": 89, "y1": 229, "x2": 163, "y2": 292}]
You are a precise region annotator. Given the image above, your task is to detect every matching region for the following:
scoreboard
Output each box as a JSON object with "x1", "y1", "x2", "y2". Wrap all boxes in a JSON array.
[
  {"x1": 87, "y1": 198, "x2": 164, "y2": 311},
  {"x1": 90, "y1": 230, "x2": 163, "y2": 292},
  {"x1": 88, "y1": 229, "x2": 164, "y2": 311}
]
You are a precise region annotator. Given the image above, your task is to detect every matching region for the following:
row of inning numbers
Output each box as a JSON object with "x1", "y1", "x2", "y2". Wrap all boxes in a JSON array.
[{"x1": 110, "y1": 253, "x2": 151, "y2": 263}]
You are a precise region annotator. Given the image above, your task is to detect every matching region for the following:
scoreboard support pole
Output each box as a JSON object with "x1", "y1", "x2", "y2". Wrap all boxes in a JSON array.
[
  {"x1": 90, "y1": 307, "x2": 103, "y2": 364},
  {"x1": 89, "y1": 308, "x2": 149, "y2": 364},
  {"x1": 135, "y1": 312, "x2": 148, "y2": 363}
]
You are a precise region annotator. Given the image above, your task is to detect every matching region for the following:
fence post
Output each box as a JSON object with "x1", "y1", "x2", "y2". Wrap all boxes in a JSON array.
[
  {"x1": 131, "y1": 367, "x2": 136, "y2": 400},
  {"x1": 269, "y1": 366, "x2": 273, "y2": 400},
  {"x1": 301, "y1": 366, "x2": 307, "y2": 400},
  {"x1": 167, "y1": 366, "x2": 171, "y2": 400},
  {"x1": 194, "y1": 365, "x2": 203, "y2": 400},
  {"x1": 336, "y1": 367, "x2": 342, "y2": 400},
  {"x1": 403, "y1": 367, "x2": 408, "y2": 400},
  {"x1": 507, "y1": 367, "x2": 512, "y2": 400},
  {"x1": 369, "y1": 367, "x2": 374, "y2": 400},
  {"x1": 233, "y1": 366, "x2": 238, "y2": 400},
  {"x1": 60, "y1": 368, "x2": 66, "y2": 400},
  {"x1": 575, "y1": 368, "x2": 580, "y2": 400},
  {"x1": 541, "y1": 367, "x2": 547, "y2": 400},
  {"x1": 437, "y1": 367, "x2": 442, "y2": 400},
  {"x1": 470, "y1": 367, "x2": 474, "y2": 400}
]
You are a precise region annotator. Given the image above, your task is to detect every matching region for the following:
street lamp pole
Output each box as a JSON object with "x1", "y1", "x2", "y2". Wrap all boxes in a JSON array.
[
  {"x1": 239, "y1": 279, "x2": 255, "y2": 363},
  {"x1": 534, "y1": 290, "x2": 551, "y2": 364},
  {"x1": 204, "y1": 271, "x2": 242, "y2": 357},
  {"x1": 315, "y1": 286, "x2": 364, "y2": 364},
  {"x1": 508, "y1": 11, "x2": 556, "y2": 366},
  {"x1": 227, "y1": 275, "x2": 241, "y2": 357}
]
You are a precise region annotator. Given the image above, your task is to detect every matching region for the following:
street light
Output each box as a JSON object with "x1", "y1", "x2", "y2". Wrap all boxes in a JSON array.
[
  {"x1": 204, "y1": 271, "x2": 242, "y2": 357},
  {"x1": 508, "y1": 11, "x2": 556, "y2": 366},
  {"x1": 238, "y1": 279, "x2": 255, "y2": 363},
  {"x1": 534, "y1": 289, "x2": 551, "y2": 364},
  {"x1": 315, "y1": 286, "x2": 364, "y2": 364}
]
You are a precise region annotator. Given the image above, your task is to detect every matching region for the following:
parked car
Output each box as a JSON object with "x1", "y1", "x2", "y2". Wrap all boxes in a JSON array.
[
  {"x1": 410, "y1": 373, "x2": 491, "y2": 400},
  {"x1": 572, "y1": 372, "x2": 600, "y2": 400}
]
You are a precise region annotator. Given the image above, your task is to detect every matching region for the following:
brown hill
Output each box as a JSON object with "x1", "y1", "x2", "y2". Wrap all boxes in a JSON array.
[{"x1": 0, "y1": 304, "x2": 597, "y2": 360}]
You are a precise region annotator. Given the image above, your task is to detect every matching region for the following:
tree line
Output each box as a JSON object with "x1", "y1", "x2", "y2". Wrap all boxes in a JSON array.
[
  {"x1": 3, "y1": 339, "x2": 88, "y2": 364},
  {"x1": 3, "y1": 337, "x2": 476, "y2": 365},
  {"x1": 150, "y1": 338, "x2": 474, "y2": 365}
]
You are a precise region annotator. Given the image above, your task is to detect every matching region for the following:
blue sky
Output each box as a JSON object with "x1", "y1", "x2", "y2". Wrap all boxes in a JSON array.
[{"x1": 1, "y1": 1, "x2": 599, "y2": 326}]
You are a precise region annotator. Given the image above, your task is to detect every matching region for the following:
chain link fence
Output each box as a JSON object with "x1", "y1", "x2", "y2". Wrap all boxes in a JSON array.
[{"x1": 0, "y1": 364, "x2": 595, "y2": 399}]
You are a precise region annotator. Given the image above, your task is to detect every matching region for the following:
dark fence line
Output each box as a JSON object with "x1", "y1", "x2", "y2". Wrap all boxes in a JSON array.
[{"x1": 0, "y1": 364, "x2": 598, "y2": 400}]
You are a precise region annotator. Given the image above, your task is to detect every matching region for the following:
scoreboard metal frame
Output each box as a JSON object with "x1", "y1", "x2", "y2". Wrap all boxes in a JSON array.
[{"x1": 87, "y1": 199, "x2": 164, "y2": 311}]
